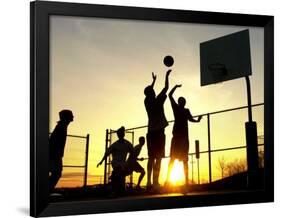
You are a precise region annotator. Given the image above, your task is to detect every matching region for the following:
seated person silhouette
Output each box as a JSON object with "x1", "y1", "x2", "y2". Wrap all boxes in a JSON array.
[
  {"x1": 49, "y1": 110, "x2": 74, "y2": 193},
  {"x1": 125, "y1": 136, "x2": 146, "y2": 189},
  {"x1": 165, "y1": 85, "x2": 202, "y2": 187},
  {"x1": 97, "y1": 126, "x2": 133, "y2": 194}
]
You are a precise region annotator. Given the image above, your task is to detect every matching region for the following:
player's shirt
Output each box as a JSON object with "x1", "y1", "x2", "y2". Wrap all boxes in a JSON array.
[
  {"x1": 145, "y1": 88, "x2": 168, "y2": 132},
  {"x1": 170, "y1": 97, "x2": 193, "y2": 136},
  {"x1": 107, "y1": 139, "x2": 134, "y2": 169},
  {"x1": 49, "y1": 121, "x2": 68, "y2": 160},
  {"x1": 127, "y1": 144, "x2": 143, "y2": 163}
]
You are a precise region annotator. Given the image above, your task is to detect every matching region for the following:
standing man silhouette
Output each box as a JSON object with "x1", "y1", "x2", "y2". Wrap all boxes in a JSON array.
[
  {"x1": 165, "y1": 85, "x2": 202, "y2": 187},
  {"x1": 49, "y1": 110, "x2": 74, "y2": 193},
  {"x1": 144, "y1": 70, "x2": 171, "y2": 189}
]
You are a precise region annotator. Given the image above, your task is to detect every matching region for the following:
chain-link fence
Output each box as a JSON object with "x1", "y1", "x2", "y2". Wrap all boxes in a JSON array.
[{"x1": 104, "y1": 103, "x2": 264, "y2": 186}]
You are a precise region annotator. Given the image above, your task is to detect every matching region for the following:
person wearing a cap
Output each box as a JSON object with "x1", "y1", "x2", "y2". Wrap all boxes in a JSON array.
[
  {"x1": 144, "y1": 70, "x2": 171, "y2": 189},
  {"x1": 49, "y1": 110, "x2": 74, "y2": 193}
]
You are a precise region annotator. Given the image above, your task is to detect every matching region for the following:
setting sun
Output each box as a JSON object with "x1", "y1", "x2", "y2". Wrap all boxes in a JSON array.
[{"x1": 169, "y1": 160, "x2": 185, "y2": 186}]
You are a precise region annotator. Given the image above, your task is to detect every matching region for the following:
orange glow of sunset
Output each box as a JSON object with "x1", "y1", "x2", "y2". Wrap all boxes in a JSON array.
[{"x1": 169, "y1": 160, "x2": 185, "y2": 186}]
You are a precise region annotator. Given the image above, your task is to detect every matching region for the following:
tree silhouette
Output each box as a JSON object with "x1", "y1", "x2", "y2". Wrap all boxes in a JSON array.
[
  {"x1": 226, "y1": 158, "x2": 247, "y2": 177},
  {"x1": 216, "y1": 147, "x2": 264, "y2": 181},
  {"x1": 217, "y1": 156, "x2": 227, "y2": 179}
]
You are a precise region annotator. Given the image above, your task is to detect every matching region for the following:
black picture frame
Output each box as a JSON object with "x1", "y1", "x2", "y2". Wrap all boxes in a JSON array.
[{"x1": 30, "y1": 1, "x2": 274, "y2": 217}]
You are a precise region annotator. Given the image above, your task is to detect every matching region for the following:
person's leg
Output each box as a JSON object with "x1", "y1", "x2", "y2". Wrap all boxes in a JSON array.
[
  {"x1": 153, "y1": 130, "x2": 165, "y2": 186},
  {"x1": 49, "y1": 170, "x2": 62, "y2": 193},
  {"x1": 111, "y1": 169, "x2": 119, "y2": 193},
  {"x1": 49, "y1": 159, "x2": 62, "y2": 193},
  {"x1": 146, "y1": 132, "x2": 153, "y2": 187},
  {"x1": 111, "y1": 169, "x2": 125, "y2": 195},
  {"x1": 112, "y1": 165, "x2": 127, "y2": 194},
  {"x1": 183, "y1": 160, "x2": 189, "y2": 186},
  {"x1": 166, "y1": 158, "x2": 175, "y2": 184},
  {"x1": 133, "y1": 162, "x2": 146, "y2": 188},
  {"x1": 147, "y1": 158, "x2": 153, "y2": 187},
  {"x1": 120, "y1": 175, "x2": 126, "y2": 193},
  {"x1": 153, "y1": 158, "x2": 162, "y2": 186},
  {"x1": 184, "y1": 143, "x2": 190, "y2": 186},
  {"x1": 137, "y1": 169, "x2": 145, "y2": 187}
]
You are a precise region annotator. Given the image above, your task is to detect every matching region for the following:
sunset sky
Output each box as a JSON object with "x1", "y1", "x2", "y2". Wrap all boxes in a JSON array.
[{"x1": 50, "y1": 15, "x2": 264, "y2": 187}]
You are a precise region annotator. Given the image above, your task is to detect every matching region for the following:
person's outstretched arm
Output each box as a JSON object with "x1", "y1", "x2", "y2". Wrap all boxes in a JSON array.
[
  {"x1": 169, "y1": 84, "x2": 181, "y2": 107},
  {"x1": 157, "y1": 70, "x2": 172, "y2": 101},
  {"x1": 169, "y1": 84, "x2": 181, "y2": 98},
  {"x1": 151, "y1": 72, "x2": 157, "y2": 88},
  {"x1": 162, "y1": 69, "x2": 172, "y2": 94},
  {"x1": 97, "y1": 146, "x2": 113, "y2": 167},
  {"x1": 188, "y1": 110, "x2": 203, "y2": 123}
]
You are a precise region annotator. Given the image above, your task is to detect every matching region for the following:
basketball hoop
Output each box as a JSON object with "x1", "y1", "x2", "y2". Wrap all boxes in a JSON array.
[{"x1": 200, "y1": 29, "x2": 251, "y2": 86}]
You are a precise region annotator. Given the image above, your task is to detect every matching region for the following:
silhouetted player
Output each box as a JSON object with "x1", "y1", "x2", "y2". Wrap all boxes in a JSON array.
[
  {"x1": 126, "y1": 137, "x2": 146, "y2": 188},
  {"x1": 49, "y1": 110, "x2": 74, "y2": 193},
  {"x1": 97, "y1": 126, "x2": 133, "y2": 193},
  {"x1": 166, "y1": 85, "x2": 202, "y2": 186},
  {"x1": 144, "y1": 70, "x2": 171, "y2": 188}
]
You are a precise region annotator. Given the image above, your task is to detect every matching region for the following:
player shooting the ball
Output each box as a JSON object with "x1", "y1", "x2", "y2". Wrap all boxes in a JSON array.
[{"x1": 144, "y1": 69, "x2": 171, "y2": 189}]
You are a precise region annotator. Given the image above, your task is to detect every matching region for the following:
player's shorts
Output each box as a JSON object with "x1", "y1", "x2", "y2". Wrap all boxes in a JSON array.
[
  {"x1": 112, "y1": 161, "x2": 127, "y2": 171},
  {"x1": 131, "y1": 161, "x2": 144, "y2": 173},
  {"x1": 125, "y1": 161, "x2": 144, "y2": 176},
  {"x1": 147, "y1": 129, "x2": 165, "y2": 159},
  {"x1": 170, "y1": 135, "x2": 189, "y2": 161}
]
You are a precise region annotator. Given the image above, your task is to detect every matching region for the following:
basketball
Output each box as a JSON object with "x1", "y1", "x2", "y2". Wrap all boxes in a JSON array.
[{"x1": 163, "y1": 55, "x2": 174, "y2": 67}]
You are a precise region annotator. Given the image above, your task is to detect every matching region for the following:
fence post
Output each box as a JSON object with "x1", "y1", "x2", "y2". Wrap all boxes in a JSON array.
[
  {"x1": 207, "y1": 114, "x2": 212, "y2": 183},
  {"x1": 108, "y1": 129, "x2": 113, "y2": 183},
  {"x1": 104, "y1": 129, "x2": 109, "y2": 185},
  {"x1": 195, "y1": 140, "x2": 200, "y2": 184},
  {"x1": 191, "y1": 154, "x2": 194, "y2": 184},
  {"x1": 197, "y1": 158, "x2": 200, "y2": 184},
  {"x1": 130, "y1": 131, "x2": 135, "y2": 187},
  {"x1": 83, "y1": 134, "x2": 90, "y2": 188}
]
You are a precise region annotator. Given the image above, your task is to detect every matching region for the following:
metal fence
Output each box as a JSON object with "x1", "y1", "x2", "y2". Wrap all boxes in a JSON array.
[
  {"x1": 104, "y1": 103, "x2": 264, "y2": 186},
  {"x1": 54, "y1": 134, "x2": 90, "y2": 188}
]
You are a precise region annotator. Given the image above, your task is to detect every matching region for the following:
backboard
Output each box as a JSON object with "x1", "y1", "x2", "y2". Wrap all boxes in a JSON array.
[{"x1": 200, "y1": 29, "x2": 252, "y2": 86}]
